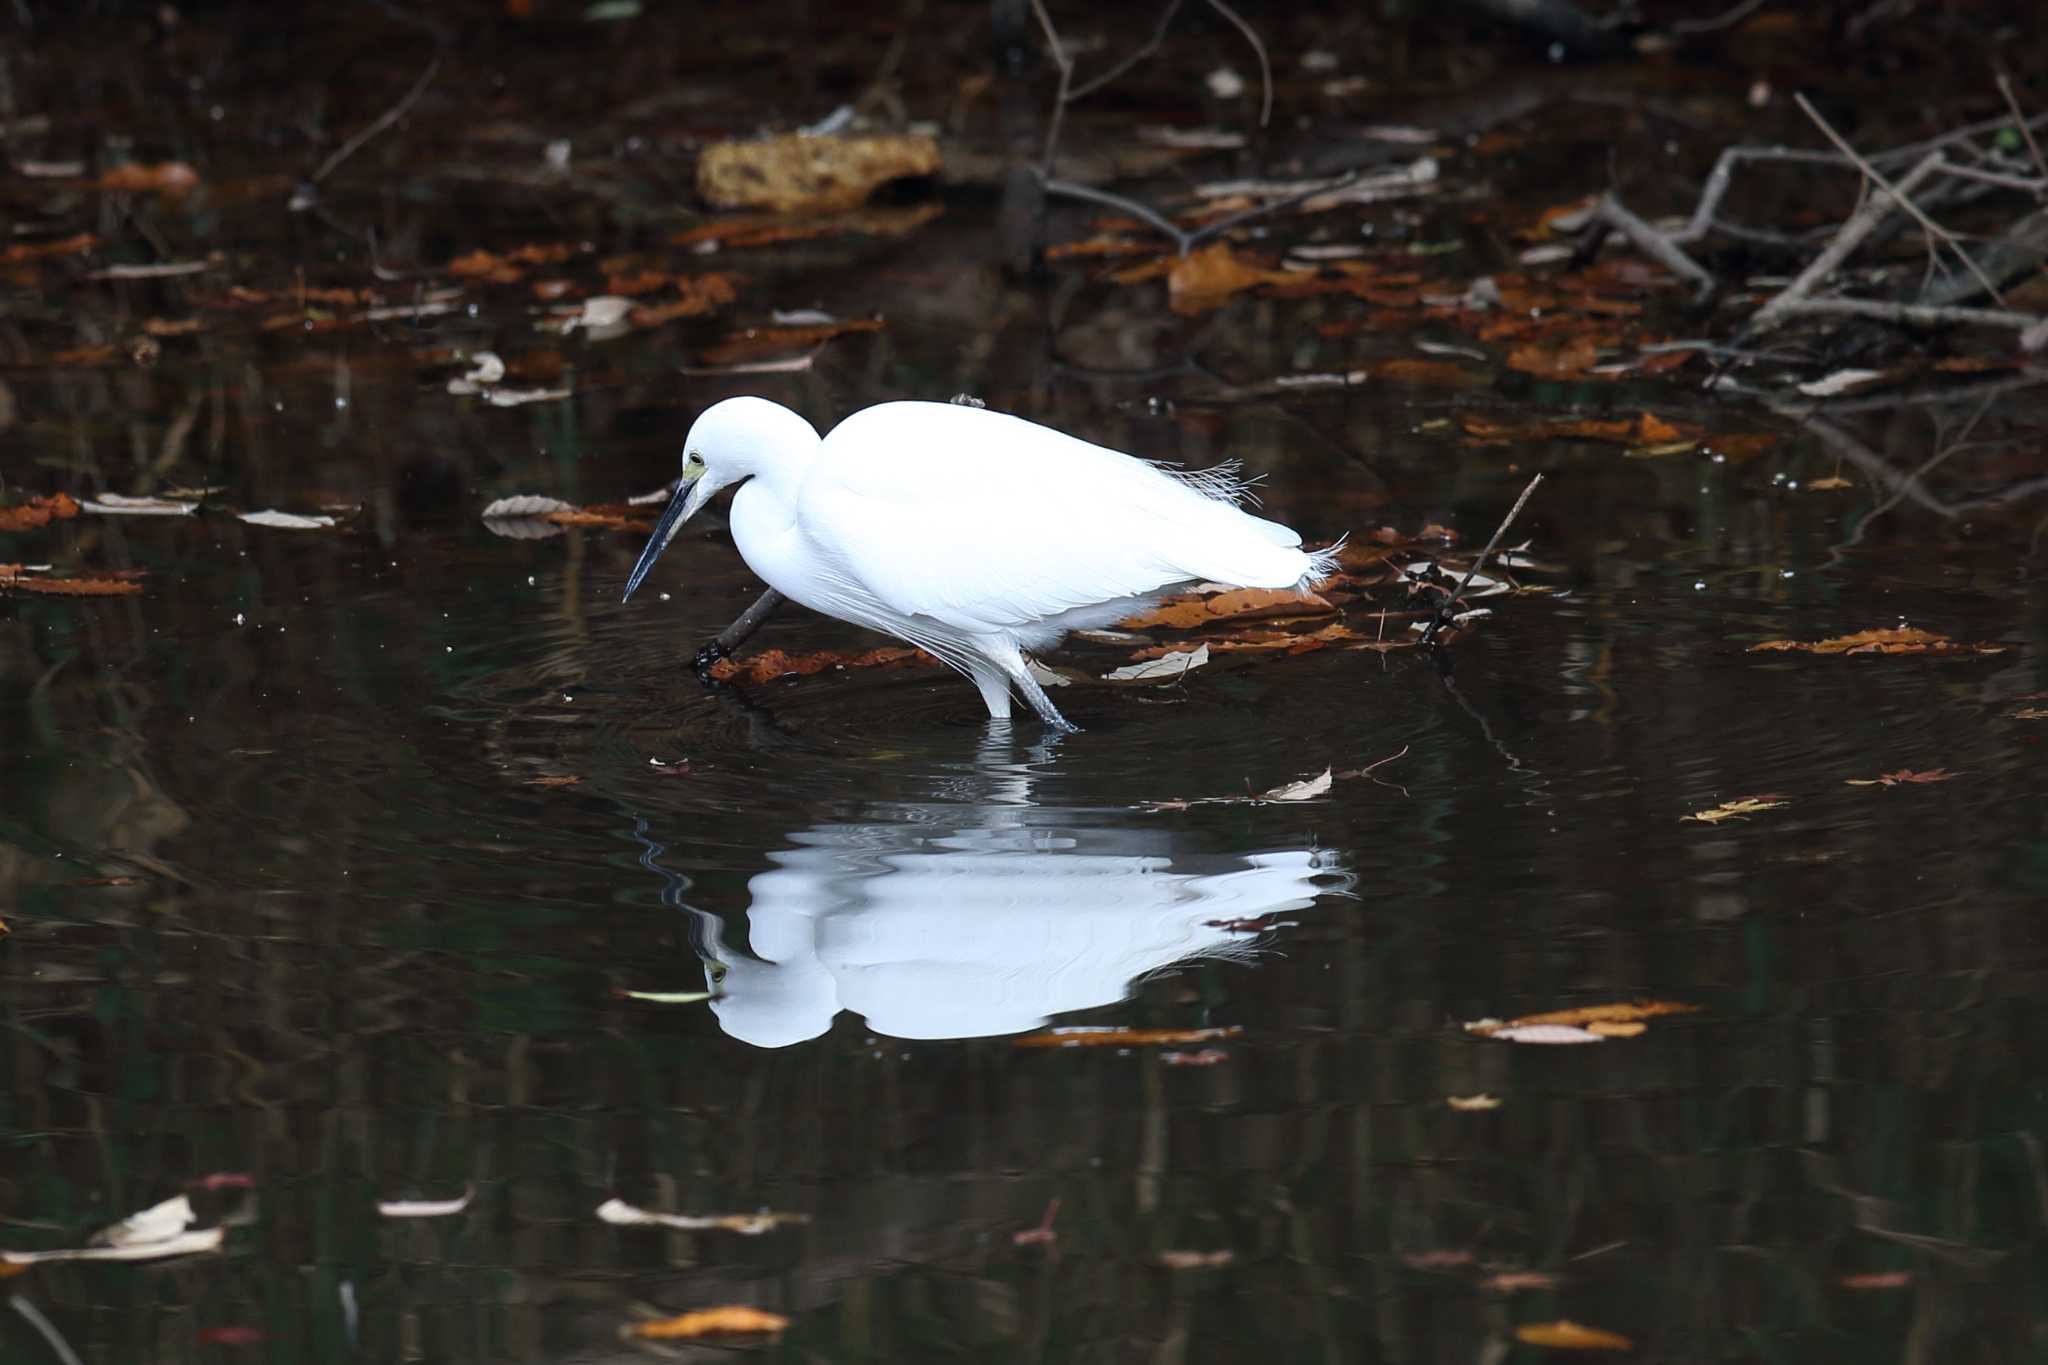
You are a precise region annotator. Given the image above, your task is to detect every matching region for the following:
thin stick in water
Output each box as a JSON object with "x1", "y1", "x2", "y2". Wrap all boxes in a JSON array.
[{"x1": 1420, "y1": 473, "x2": 1543, "y2": 646}]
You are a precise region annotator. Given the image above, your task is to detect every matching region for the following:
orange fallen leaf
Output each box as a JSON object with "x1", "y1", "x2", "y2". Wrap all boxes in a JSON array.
[
  {"x1": 0, "y1": 492, "x2": 80, "y2": 532},
  {"x1": 0, "y1": 1262, "x2": 29, "y2": 1279},
  {"x1": 1805, "y1": 476, "x2": 1853, "y2": 491},
  {"x1": 0, "y1": 233, "x2": 99, "y2": 264},
  {"x1": 525, "y1": 775, "x2": 583, "y2": 788},
  {"x1": 1013, "y1": 1025, "x2": 1243, "y2": 1049},
  {"x1": 2012, "y1": 707, "x2": 2048, "y2": 720},
  {"x1": 708, "y1": 646, "x2": 938, "y2": 684},
  {"x1": 629, "y1": 1306, "x2": 790, "y2": 1340},
  {"x1": 1121, "y1": 586, "x2": 1336, "y2": 631},
  {"x1": 47, "y1": 344, "x2": 119, "y2": 367},
  {"x1": 1506, "y1": 335, "x2": 1601, "y2": 378},
  {"x1": 1750, "y1": 628, "x2": 2005, "y2": 656},
  {"x1": 1514, "y1": 1320, "x2": 1633, "y2": 1350},
  {"x1": 1586, "y1": 1020, "x2": 1646, "y2": 1038},
  {"x1": 96, "y1": 161, "x2": 200, "y2": 195},
  {"x1": 629, "y1": 274, "x2": 739, "y2": 328}
]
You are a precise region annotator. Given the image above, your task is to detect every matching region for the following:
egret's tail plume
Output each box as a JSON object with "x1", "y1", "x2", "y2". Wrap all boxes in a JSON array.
[{"x1": 1299, "y1": 536, "x2": 1346, "y2": 592}]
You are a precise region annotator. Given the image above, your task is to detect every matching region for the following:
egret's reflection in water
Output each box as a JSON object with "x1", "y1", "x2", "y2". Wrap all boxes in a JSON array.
[{"x1": 649, "y1": 736, "x2": 1348, "y2": 1047}]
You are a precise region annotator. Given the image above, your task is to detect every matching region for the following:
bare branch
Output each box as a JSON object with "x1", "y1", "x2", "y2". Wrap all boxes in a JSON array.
[
  {"x1": 1750, "y1": 151, "x2": 1944, "y2": 330},
  {"x1": 1421, "y1": 474, "x2": 1543, "y2": 648},
  {"x1": 1068, "y1": 0, "x2": 1185, "y2": 100},
  {"x1": 1793, "y1": 92, "x2": 2004, "y2": 305},
  {"x1": 1027, "y1": 0, "x2": 1074, "y2": 177},
  {"x1": 1996, "y1": 72, "x2": 2048, "y2": 186},
  {"x1": 310, "y1": 52, "x2": 441, "y2": 188}
]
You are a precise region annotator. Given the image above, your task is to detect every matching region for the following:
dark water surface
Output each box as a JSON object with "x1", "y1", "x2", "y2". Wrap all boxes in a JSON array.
[{"x1": 5, "y1": 5, "x2": 2048, "y2": 1362}]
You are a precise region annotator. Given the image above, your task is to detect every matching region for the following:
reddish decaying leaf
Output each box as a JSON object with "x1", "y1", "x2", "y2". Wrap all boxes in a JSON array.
[
  {"x1": 1121, "y1": 586, "x2": 1337, "y2": 631},
  {"x1": 545, "y1": 505, "x2": 652, "y2": 533},
  {"x1": 1514, "y1": 1320, "x2": 1634, "y2": 1350},
  {"x1": 708, "y1": 646, "x2": 937, "y2": 683},
  {"x1": 1013, "y1": 1025, "x2": 1243, "y2": 1049},
  {"x1": 525, "y1": 774, "x2": 583, "y2": 788},
  {"x1": 1845, "y1": 768, "x2": 1961, "y2": 787},
  {"x1": 194, "y1": 1326, "x2": 266, "y2": 1346},
  {"x1": 0, "y1": 1261, "x2": 27, "y2": 1278},
  {"x1": 628, "y1": 1306, "x2": 790, "y2": 1340},
  {"x1": 1750, "y1": 628, "x2": 2005, "y2": 656},
  {"x1": 626, "y1": 272, "x2": 738, "y2": 328},
  {"x1": 1403, "y1": 1249, "x2": 1476, "y2": 1270},
  {"x1": 698, "y1": 317, "x2": 884, "y2": 365},
  {"x1": 0, "y1": 566, "x2": 144, "y2": 596},
  {"x1": 0, "y1": 493, "x2": 80, "y2": 532},
  {"x1": 1045, "y1": 235, "x2": 1157, "y2": 260}
]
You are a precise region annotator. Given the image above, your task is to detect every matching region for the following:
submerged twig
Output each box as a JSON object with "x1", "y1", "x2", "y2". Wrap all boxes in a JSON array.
[
  {"x1": 309, "y1": 51, "x2": 442, "y2": 188},
  {"x1": 1202, "y1": 0, "x2": 1272, "y2": 128},
  {"x1": 1421, "y1": 474, "x2": 1543, "y2": 647}
]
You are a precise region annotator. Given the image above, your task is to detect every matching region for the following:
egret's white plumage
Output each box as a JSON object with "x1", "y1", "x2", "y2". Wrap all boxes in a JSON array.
[{"x1": 624, "y1": 396, "x2": 1337, "y2": 729}]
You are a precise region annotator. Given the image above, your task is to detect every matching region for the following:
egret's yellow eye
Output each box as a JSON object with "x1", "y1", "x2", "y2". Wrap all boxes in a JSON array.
[{"x1": 685, "y1": 452, "x2": 706, "y2": 473}]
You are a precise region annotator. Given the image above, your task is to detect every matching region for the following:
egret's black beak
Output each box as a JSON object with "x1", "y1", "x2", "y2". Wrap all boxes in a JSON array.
[{"x1": 621, "y1": 478, "x2": 699, "y2": 603}]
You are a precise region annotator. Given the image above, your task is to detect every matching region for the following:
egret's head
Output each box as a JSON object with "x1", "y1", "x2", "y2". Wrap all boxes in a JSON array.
[{"x1": 620, "y1": 397, "x2": 819, "y2": 603}]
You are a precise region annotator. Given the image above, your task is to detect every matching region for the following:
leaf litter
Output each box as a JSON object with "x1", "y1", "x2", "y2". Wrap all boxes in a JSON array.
[
  {"x1": 1683, "y1": 795, "x2": 1790, "y2": 824},
  {"x1": 1514, "y1": 1321, "x2": 1633, "y2": 1351},
  {"x1": 1845, "y1": 769, "x2": 1961, "y2": 787},
  {"x1": 626, "y1": 1306, "x2": 791, "y2": 1341},
  {"x1": 1467, "y1": 1000, "x2": 1697, "y2": 1045}
]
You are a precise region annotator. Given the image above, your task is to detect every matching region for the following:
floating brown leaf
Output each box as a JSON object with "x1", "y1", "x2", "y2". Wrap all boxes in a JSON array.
[
  {"x1": 670, "y1": 203, "x2": 942, "y2": 250},
  {"x1": 1013, "y1": 1025, "x2": 1243, "y2": 1049},
  {"x1": 0, "y1": 566, "x2": 143, "y2": 596},
  {"x1": 96, "y1": 161, "x2": 200, "y2": 195},
  {"x1": 1121, "y1": 586, "x2": 1337, "y2": 631},
  {"x1": 708, "y1": 646, "x2": 937, "y2": 684},
  {"x1": 1447, "y1": 1093, "x2": 1502, "y2": 1111},
  {"x1": 1045, "y1": 235, "x2": 1156, "y2": 260},
  {"x1": 0, "y1": 493, "x2": 80, "y2": 532},
  {"x1": 697, "y1": 133, "x2": 940, "y2": 213},
  {"x1": 1166, "y1": 244, "x2": 1298, "y2": 314},
  {"x1": 1161, "y1": 1048, "x2": 1231, "y2": 1066},
  {"x1": 1845, "y1": 768, "x2": 1961, "y2": 787},
  {"x1": 1499, "y1": 1001, "x2": 1698, "y2": 1030},
  {"x1": 629, "y1": 1306, "x2": 790, "y2": 1340},
  {"x1": 1750, "y1": 628, "x2": 2005, "y2": 657},
  {"x1": 1514, "y1": 1320, "x2": 1633, "y2": 1350},
  {"x1": 525, "y1": 774, "x2": 583, "y2": 788},
  {"x1": 629, "y1": 273, "x2": 739, "y2": 328}
]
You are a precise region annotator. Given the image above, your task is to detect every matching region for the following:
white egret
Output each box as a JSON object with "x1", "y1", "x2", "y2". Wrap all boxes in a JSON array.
[{"x1": 622, "y1": 397, "x2": 1337, "y2": 729}]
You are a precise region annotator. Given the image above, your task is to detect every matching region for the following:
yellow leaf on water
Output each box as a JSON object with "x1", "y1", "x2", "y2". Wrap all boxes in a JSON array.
[
  {"x1": 629, "y1": 1306, "x2": 790, "y2": 1340},
  {"x1": 1447, "y1": 1094, "x2": 1502, "y2": 1111},
  {"x1": 1684, "y1": 796, "x2": 1788, "y2": 824},
  {"x1": 1514, "y1": 1320, "x2": 1633, "y2": 1350}
]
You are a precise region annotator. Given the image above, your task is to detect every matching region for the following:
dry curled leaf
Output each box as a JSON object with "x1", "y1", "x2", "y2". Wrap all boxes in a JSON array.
[
  {"x1": 1514, "y1": 1320, "x2": 1633, "y2": 1350},
  {"x1": 1683, "y1": 796, "x2": 1789, "y2": 824},
  {"x1": 628, "y1": 1306, "x2": 790, "y2": 1340},
  {"x1": 1013, "y1": 1026, "x2": 1243, "y2": 1049},
  {"x1": 1750, "y1": 628, "x2": 2005, "y2": 656},
  {"x1": 697, "y1": 133, "x2": 940, "y2": 213}
]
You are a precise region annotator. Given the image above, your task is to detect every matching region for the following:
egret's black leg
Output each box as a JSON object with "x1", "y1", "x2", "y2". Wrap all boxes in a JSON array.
[{"x1": 694, "y1": 588, "x2": 786, "y2": 673}]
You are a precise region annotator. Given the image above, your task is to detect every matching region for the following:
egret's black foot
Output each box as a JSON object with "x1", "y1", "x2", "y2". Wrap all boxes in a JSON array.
[{"x1": 692, "y1": 639, "x2": 728, "y2": 673}]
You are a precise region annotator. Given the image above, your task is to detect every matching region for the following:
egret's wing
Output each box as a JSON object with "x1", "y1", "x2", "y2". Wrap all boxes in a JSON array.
[{"x1": 802, "y1": 402, "x2": 1309, "y2": 636}]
